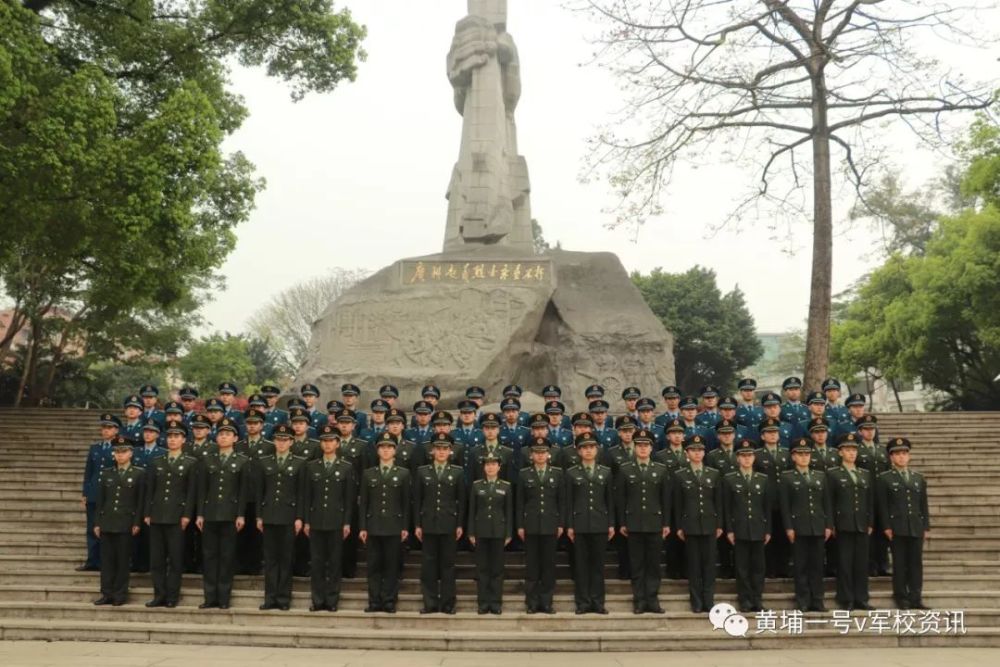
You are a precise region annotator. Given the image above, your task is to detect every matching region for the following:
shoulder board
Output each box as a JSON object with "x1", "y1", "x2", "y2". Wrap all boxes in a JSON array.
[
  {"x1": 724, "y1": 471, "x2": 739, "y2": 478},
  {"x1": 132, "y1": 465, "x2": 146, "y2": 472},
  {"x1": 498, "y1": 479, "x2": 511, "y2": 486}
]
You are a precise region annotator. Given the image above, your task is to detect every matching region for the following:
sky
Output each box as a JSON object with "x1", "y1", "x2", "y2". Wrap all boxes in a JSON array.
[{"x1": 201, "y1": 0, "x2": 1000, "y2": 337}]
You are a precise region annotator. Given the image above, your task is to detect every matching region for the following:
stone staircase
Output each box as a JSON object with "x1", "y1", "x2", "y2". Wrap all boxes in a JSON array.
[{"x1": 0, "y1": 407, "x2": 998, "y2": 650}]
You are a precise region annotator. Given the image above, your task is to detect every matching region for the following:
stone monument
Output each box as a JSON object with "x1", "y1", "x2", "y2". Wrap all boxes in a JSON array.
[{"x1": 295, "y1": 1, "x2": 675, "y2": 407}]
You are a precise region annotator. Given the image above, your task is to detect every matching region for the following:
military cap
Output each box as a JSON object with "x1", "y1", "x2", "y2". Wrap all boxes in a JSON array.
[
  {"x1": 480, "y1": 412, "x2": 501, "y2": 427},
  {"x1": 287, "y1": 397, "x2": 305, "y2": 409},
  {"x1": 821, "y1": 378, "x2": 842, "y2": 392},
  {"x1": 589, "y1": 399, "x2": 610, "y2": 413},
  {"x1": 340, "y1": 383, "x2": 361, "y2": 396},
  {"x1": 530, "y1": 412, "x2": 548, "y2": 428},
  {"x1": 336, "y1": 409, "x2": 357, "y2": 423},
  {"x1": 585, "y1": 384, "x2": 605, "y2": 398},
  {"x1": 375, "y1": 432, "x2": 397, "y2": 447},
  {"x1": 482, "y1": 452, "x2": 502, "y2": 464},
  {"x1": 502, "y1": 384, "x2": 523, "y2": 397},
  {"x1": 318, "y1": 424, "x2": 341, "y2": 440},
  {"x1": 845, "y1": 393, "x2": 866, "y2": 407},
  {"x1": 260, "y1": 385, "x2": 281, "y2": 397},
  {"x1": 663, "y1": 418, "x2": 685, "y2": 433},
  {"x1": 163, "y1": 401, "x2": 183, "y2": 415},
  {"x1": 622, "y1": 386, "x2": 642, "y2": 400},
  {"x1": 700, "y1": 384, "x2": 720, "y2": 398},
  {"x1": 165, "y1": 423, "x2": 188, "y2": 437},
  {"x1": 300, "y1": 383, "x2": 320, "y2": 397},
  {"x1": 431, "y1": 433, "x2": 454, "y2": 448},
  {"x1": 190, "y1": 414, "x2": 211, "y2": 429},
  {"x1": 457, "y1": 399, "x2": 477, "y2": 412},
  {"x1": 204, "y1": 398, "x2": 224, "y2": 411},
  {"x1": 660, "y1": 385, "x2": 681, "y2": 398},
  {"x1": 807, "y1": 417, "x2": 829, "y2": 432},
  {"x1": 288, "y1": 407, "x2": 309, "y2": 422},
  {"x1": 634, "y1": 429, "x2": 655, "y2": 444},
  {"x1": 636, "y1": 397, "x2": 656, "y2": 411},
  {"x1": 616, "y1": 414, "x2": 638, "y2": 430},
  {"x1": 887, "y1": 437, "x2": 911, "y2": 453},
  {"x1": 542, "y1": 385, "x2": 562, "y2": 398},
  {"x1": 761, "y1": 391, "x2": 782, "y2": 406},
  {"x1": 272, "y1": 424, "x2": 293, "y2": 439},
  {"x1": 719, "y1": 396, "x2": 738, "y2": 410},
  {"x1": 247, "y1": 393, "x2": 267, "y2": 408},
  {"x1": 123, "y1": 394, "x2": 143, "y2": 410},
  {"x1": 782, "y1": 377, "x2": 803, "y2": 390},
  {"x1": 217, "y1": 418, "x2": 239, "y2": 435},
  {"x1": 837, "y1": 432, "x2": 860, "y2": 448},
  {"x1": 379, "y1": 384, "x2": 399, "y2": 399},
  {"x1": 412, "y1": 400, "x2": 433, "y2": 415},
  {"x1": 500, "y1": 397, "x2": 521, "y2": 412},
  {"x1": 385, "y1": 408, "x2": 406, "y2": 423},
  {"x1": 715, "y1": 419, "x2": 737, "y2": 434},
  {"x1": 530, "y1": 436, "x2": 551, "y2": 452},
  {"x1": 139, "y1": 384, "x2": 159, "y2": 397},
  {"x1": 735, "y1": 438, "x2": 757, "y2": 454},
  {"x1": 544, "y1": 400, "x2": 565, "y2": 415},
  {"x1": 790, "y1": 437, "x2": 813, "y2": 453},
  {"x1": 112, "y1": 436, "x2": 133, "y2": 451},
  {"x1": 571, "y1": 412, "x2": 593, "y2": 427},
  {"x1": 737, "y1": 378, "x2": 758, "y2": 391},
  {"x1": 759, "y1": 417, "x2": 782, "y2": 433},
  {"x1": 684, "y1": 434, "x2": 706, "y2": 450},
  {"x1": 432, "y1": 410, "x2": 453, "y2": 425},
  {"x1": 806, "y1": 391, "x2": 826, "y2": 405},
  {"x1": 326, "y1": 399, "x2": 345, "y2": 413},
  {"x1": 142, "y1": 419, "x2": 161, "y2": 433},
  {"x1": 218, "y1": 381, "x2": 238, "y2": 395},
  {"x1": 856, "y1": 413, "x2": 878, "y2": 429},
  {"x1": 574, "y1": 433, "x2": 598, "y2": 448},
  {"x1": 100, "y1": 413, "x2": 122, "y2": 428},
  {"x1": 421, "y1": 384, "x2": 442, "y2": 399},
  {"x1": 465, "y1": 386, "x2": 486, "y2": 399},
  {"x1": 679, "y1": 395, "x2": 698, "y2": 410},
  {"x1": 245, "y1": 408, "x2": 265, "y2": 423},
  {"x1": 370, "y1": 399, "x2": 390, "y2": 413},
  {"x1": 178, "y1": 386, "x2": 199, "y2": 399}
]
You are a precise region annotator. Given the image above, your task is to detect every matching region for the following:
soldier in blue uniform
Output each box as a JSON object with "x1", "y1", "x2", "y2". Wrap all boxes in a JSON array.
[
  {"x1": 298, "y1": 383, "x2": 327, "y2": 432},
  {"x1": 822, "y1": 378, "x2": 849, "y2": 424},
  {"x1": 621, "y1": 386, "x2": 642, "y2": 421},
  {"x1": 723, "y1": 439, "x2": 772, "y2": 613},
  {"x1": 706, "y1": 401, "x2": 750, "y2": 450},
  {"x1": 340, "y1": 383, "x2": 367, "y2": 432},
  {"x1": 501, "y1": 384, "x2": 531, "y2": 427},
  {"x1": 833, "y1": 393, "x2": 868, "y2": 441},
  {"x1": 378, "y1": 384, "x2": 400, "y2": 409},
  {"x1": 589, "y1": 399, "x2": 619, "y2": 449},
  {"x1": 464, "y1": 385, "x2": 486, "y2": 422},
  {"x1": 360, "y1": 398, "x2": 389, "y2": 444},
  {"x1": 517, "y1": 437, "x2": 564, "y2": 614},
  {"x1": 736, "y1": 378, "x2": 763, "y2": 432},
  {"x1": 159, "y1": 402, "x2": 184, "y2": 446},
  {"x1": 780, "y1": 376, "x2": 809, "y2": 424},
  {"x1": 414, "y1": 435, "x2": 465, "y2": 614},
  {"x1": 179, "y1": 386, "x2": 200, "y2": 428},
  {"x1": 565, "y1": 434, "x2": 614, "y2": 614},
  {"x1": 760, "y1": 392, "x2": 794, "y2": 446},
  {"x1": 92, "y1": 438, "x2": 145, "y2": 606},
  {"x1": 755, "y1": 418, "x2": 792, "y2": 578},
  {"x1": 544, "y1": 400, "x2": 573, "y2": 449},
  {"x1": 635, "y1": 397, "x2": 666, "y2": 450},
  {"x1": 827, "y1": 432, "x2": 874, "y2": 610},
  {"x1": 654, "y1": 385, "x2": 681, "y2": 426},
  {"x1": 217, "y1": 382, "x2": 245, "y2": 435},
  {"x1": 405, "y1": 399, "x2": 435, "y2": 447},
  {"x1": 260, "y1": 384, "x2": 288, "y2": 436},
  {"x1": 79, "y1": 413, "x2": 121, "y2": 571},
  {"x1": 451, "y1": 401, "x2": 485, "y2": 468},
  {"x1": 139, "y1": 384, "x2": 166, "y2": 430},
  {"x1": 120, "y1": 394, "x2": 144, "y2": 445},
  {"x1": 542, "y1": 385, "x2": 573, "y2": 428},
  {"x1": 132, "y1": 419, "x2": 166, "y2": 572},
  {"x1": 674, "y1": 434, "x2": 723, "y2": 613},
  {"x1": 678, "y1": 396, "x2": 709, "y2": 444},
  {"x1": 694, "y1": 385, "x2": 721, "y2": 428},
  {"x1": 499, "y1": 397, "x2": 531, "y2": 462},
  {"x1": 793, "y1": 391, "x2": 837, "y2": 440}
]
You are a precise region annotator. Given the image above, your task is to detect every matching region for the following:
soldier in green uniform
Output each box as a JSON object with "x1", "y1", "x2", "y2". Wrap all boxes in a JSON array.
[
  {"x1": 334, "y1": 409, "x2": 367, "y2": 579},
  {"x1": 827, "y1": 432, "x2": 874, "y2": 610},
  {"x1": 289, "y1": 407, "x2": 321, "y2": 460},
  {"x1": 518, "y1": 413, "x2": 561, "y2": 469},
  {"x1": 414, "y1": 434, "x2": 466, "y2": 614},
  {"x1": 93, "y1": 438, "x2": 145, "y2": 606},
  {"x1": 469, "y1": 453, "x2": 513, "y2": 614},
  {"x1": 235, "y1": 409, "x2": 271, "y2": 576},
  {"x1": 674, "y1": 434, "x2": 723, "y2": 613},
  {"x1": 722, "y1": 439, "x2": 773, "y2": 612},
  {"x1": 196, "y1": 418, "x2": 249, "y2": 609},
  {"x1": 142, "y1": 424, "x2": 196, "y2": 608},
  {"x1": 604, "y1": 414, "x2": 638, "y2": 580},
  {"x1": 616, "y1": 429, "x2": 671, "y2": 614},
  {"x1": 384, "y1": 408, "x2": 418, "y2": 472},
  {"x1": 517, "y1": 437, "x2": 564, "y2": 614},
  {"x1": 469, "y1": 412, "x2": 515, "y2": 482},
  {"x1": 708, "y1": 419, "x2": 740, "y2": 579},
  {"x1": 256, "y1": 424, "x2": 306, "y2": 611},
  {"x1": 807, "y1": 418, "x2": 841, "y2": 576},
  {"x1": 856, "y1": 414, "x2": 891, "y2": 577},
  {"x1": 780, "y1": 438, "x2": 833, "y2": 612},
  {"x1": 654, "y1": 418, "x2": 688, "y2": 579},
  {"x1": 565, "y1": 434, "x2": 614, "y2": 614},
  {"x1": 359, "y1": 434, "x2": 411, "y2": 613},
  {"x1": 876, "y1": 437, "x2": 930, "y2": 610},
  {"x1": 303, "y1": 426, "x2": 356, "y2": 612},
  {"x1": 755, "y1": 418, "x2": 792, "y2": 578}
]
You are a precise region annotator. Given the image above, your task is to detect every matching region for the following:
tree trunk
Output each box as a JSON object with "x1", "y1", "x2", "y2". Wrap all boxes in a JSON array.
[
  {"x1": 0, "y1": 306, "x2": 27, "y2": 370},
  {"x1": 889, "y1": 378, "x2": 904, "y2": 412},
  {"x1": 803, "y1": 69, "x2": 833, "y2": 391},
  {"x1": 14, "y1": 319, "x2": 41, "y2": 408}
]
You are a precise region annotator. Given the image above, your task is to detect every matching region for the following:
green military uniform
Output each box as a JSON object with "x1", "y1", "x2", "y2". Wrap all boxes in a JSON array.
[
  {"x1": 469, "y1": 463, "x2": 513, "y2": 614},
  {"x1": 94, "y1": 440, "x2": 145, "y2": 606},
  {"x1": 827, "y1": 433, "x2": 874, "y2": 610},
  {"x1": 653, "y1": 419, "x2": 688, "y2": 579},
  {"x1": 722, "y1": 441, "x2": 773, "y2": 612},
  {"x1": 143, "y1": 443, "x2": 197, "y2": 608},
  {"x1": 469, "y1": 441, "x2": 516, "y2": 483},
  {"x1": 876, "y1": 438, "x2": 930, "y2": 610},
  {"x1": 780, "y1": 439, "x2": 832, "y2": 611},
  {"x1": 708, "y1": 421, "x2": 740, "y2": 581},
  {"x1": 197, "y1": 430, "x2": 249, "y2": 609},
  {"x1": 516, "y1": 438, "x2": 565, "y2": 614},
  {"x1": 414, "y1": 436, "x2": 466, "y2": 614},
  {"x1": 754, "y1": 430, "x2": 792, "y2": 578},
  {"x1": 615, "y1": 450, "x2": 671, "y2": 614},
  {"x1": 234, "y1": 411, "x2": 273, "y2": 576},
  {"x1": 181, "y1": 428, "x2": 216, "y2": 574},
  {"x1": 855, "y1": 415, "x2": 891, "y2": 576},
  {"x1": 564, "y1": 435, "x2": 614, "y2": 614},
  {"x1": 604, "y1": 434, "x2": 638, "y2": 581},
  {"x1": 673, "y1": 435, "x2": 722, "y2": 613},
  {"x1": 335, "y1": 423, "x2": 368, "y2": 580}
]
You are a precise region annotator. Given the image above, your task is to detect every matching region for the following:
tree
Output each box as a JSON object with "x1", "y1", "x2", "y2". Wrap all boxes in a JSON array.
[
  {"x1": 0, "y1": 2, "x2": 366, "y2": 403},
  {"x1": 579, "y1": 0, "x2": 995, "y2": 390},
  {"x1": 632, "y1": 267, "x2": 763, "y2": 391},
  {"x1": 246, "y1": 268, "x2": 369, "y2": 376},
  {"x1": 531, "y1": 218, "x2": 561, "y2": 254},
  {"x1": 178, "y1": 334, "x2": 256, "y2": 397}
]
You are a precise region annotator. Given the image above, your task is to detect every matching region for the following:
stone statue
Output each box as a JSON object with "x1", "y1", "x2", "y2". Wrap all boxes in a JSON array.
[{"x1": 444, "y1": 0, "x2": 533, "y2": 252}]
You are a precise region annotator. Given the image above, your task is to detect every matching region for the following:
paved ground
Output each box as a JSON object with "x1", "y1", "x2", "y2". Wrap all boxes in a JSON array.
[{"x1": 0, "y1": 643, "x2": 998, "y2": 667}]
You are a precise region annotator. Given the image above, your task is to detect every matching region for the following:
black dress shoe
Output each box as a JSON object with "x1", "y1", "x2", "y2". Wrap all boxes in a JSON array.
[
  {"x1": 911, "y1": 602, "x2": 930, "y2": 610},
  {"x1": 633, "y1": 606, "x2": 644, "y2": 615},
  {"x1": 111, "y1": 600, "x2": 126, "y2": 607},
  {"x1": 145, "y1": 599, "x2": 166, "y2": 608},
  {"x1": 259, "y1": 603, "x2": 275, "y2": 610},
  {"x1": 93, "y1": 597, "x2": 112, "y2": 606},
  {"x1": 382, "y1": 605, "x2": 396, "y2": 614},
  {"x1": 198, "y1": 602, "x2": 218, "y2": 609},
  {"x1": 442, "y1": 607, "x2": 455, "y2": 615},
  {"x1": 420, "y1": 607, "x2": 437, "y2": 614},
  {"x1": 218, "y1": 604, "x2": 230, "y2": 610},
  {"x1": 854, "y1": 602, "x2": 873, "y2": 611},
  {"x1": 647, "y1": 604, "x2": 665, "y2": 614},
  {"x1": 278, "y1": 605, "x2": 290, "y2": 611},
  {"x1": 542, "y1": 606, "x2": 555, "y2": 614},
  {"x1": 479, "y1": 608, "x2": 489, "y2": 615},
  {"x1": 76, "y1": 564, "x2": 99, "y2": 572},
  {"x1": 691, "y1": 605, "x2": 704, "y2": 614},
  {"x1": 310, "y1": 605, "x2": 327, "y2": 612},
  {"x1": 526, "y1": 607, "x2": 537, "y2": 614},
  {"x1": 165, "y1": 602, "x2": 177, "y2": 608},
  {"x1": 593, "y1": 606, "x2": 608, "y2": 615}
]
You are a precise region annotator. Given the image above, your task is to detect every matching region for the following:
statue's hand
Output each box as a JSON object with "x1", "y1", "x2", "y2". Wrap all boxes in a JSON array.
[{"x1": 447, "y1": 15, "x2": 498, "y2": 92}]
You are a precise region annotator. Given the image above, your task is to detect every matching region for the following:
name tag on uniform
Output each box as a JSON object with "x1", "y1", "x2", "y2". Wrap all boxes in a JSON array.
[{"x1": 497, "y1": 488, "x2": 506, "y2": 495}]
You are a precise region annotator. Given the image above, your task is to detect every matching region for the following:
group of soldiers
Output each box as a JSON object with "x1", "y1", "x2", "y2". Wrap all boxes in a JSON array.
[{"x1": 81, "y1": 377, "x2": 931, "y2": 615}]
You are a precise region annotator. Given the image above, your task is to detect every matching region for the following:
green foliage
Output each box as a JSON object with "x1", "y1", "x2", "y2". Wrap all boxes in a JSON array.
[
  {"x1": 177, "y1": 334, "x2": 256, "y2": 396},
  {"x1": 962, "y1": 109, "x2": 1000, "y2": 207},
  {"x1": 631, "y1": 267, "x2": 763, "y2": 392}
]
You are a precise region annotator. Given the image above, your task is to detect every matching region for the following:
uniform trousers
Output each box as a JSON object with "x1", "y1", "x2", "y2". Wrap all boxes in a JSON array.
[
  {"x1": 149, "y1": 523, "x2": 184, "y2": 603},
  {"x1": 627, "y1": 532, "x2": 663, "y2": 609},
  {"x1": 420, "y1": 532, "x2": 457, "y2": 611},
  {"x1": 684, "y1": 533, "x2": 717, "y2": 611},
  {"x1": 523, "y1": 534, "x2": 557, "y2": 611},
  {"x1": 309, "y1": 528, "x2": 345, "y2": 608},
  {"x1": 262, "y1": 523, "x2": 295, "y2": 607},
  {"x1": 890, "y1": 535, "x2": 924, "y2": 606},
  {"x1": 572, "y1": 532, "x2": 607, "y2": 611},
  {"x1": 792, "y1": 535, "x2": 825, "y2": 609},
  {"x1": 734, "y1": 539, "x2": 765, "y2": 610},
  {"x1": 366, "y1": 534, "x2": 402, "y2": 608},
  {"x1": 835, "y1": 531, "x2": 870, "y2": 607},
  {"x1": 474, "y1": 537, "x2": 505, "y2": 610},
  {"x1": 202, "y1": 521, "x2": 238, "y2": 605},
  {"x1": 99, "y1": 532, "x2": 133, "y2": 603}
]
